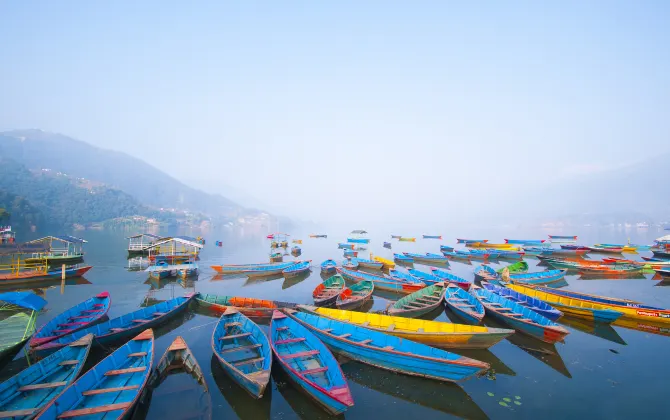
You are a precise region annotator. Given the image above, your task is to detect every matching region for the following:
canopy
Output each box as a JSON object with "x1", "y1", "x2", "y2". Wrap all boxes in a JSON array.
[
  {"x1": 0, "y1": 291, "x2": 47, "y2": 311},
  {"x1": 0, "y1": 243, "x2": 50, "y2": 255},
  {"x1": 27, "y1": 235, "x2": 87, "y2": 244},
  {"x1": 127, "y1": 233, "x2": 162, "y2": 240},
  {"x1": 655, "y1": 234, "x2": 670, "y2": 243},
  {"x1": 351, "y1": 230, "x2": 368, "y2": 234}
]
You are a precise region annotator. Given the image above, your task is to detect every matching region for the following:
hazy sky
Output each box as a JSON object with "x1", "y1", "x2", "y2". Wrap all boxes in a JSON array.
[{"x1": 1, "y1": 1, "x2": 669, "y2": 226}]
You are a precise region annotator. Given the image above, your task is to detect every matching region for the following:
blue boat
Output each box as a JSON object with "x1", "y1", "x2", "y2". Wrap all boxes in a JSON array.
[
  {"x1": 351, "y1": 258, "x2": 383, "y2": 270},
  {"x1": 336, "y1": 267, "x2": 425, "y2": 294},
  {"x1": 176, "y1": 261, "x2": 199, "y2": 279},
  {"x1": 471, "y1": 286, "x2": 569, "y2": 344},
  {"x1": 393, "y1": 253, "x2": 413, "y2": 263},
  {"x1": 347, "y1": 238, "x2": 370, "y2": 244},
  {"x1": 212, "y1": 308, "x2": 272, "y2": 399},
  {"x1": 283, "y1": 310, "x2": 489, "y2": 382},
  {"x1": 383, "y1": 242, "x2": 392, "y2": 249},
  {"x1": 388, "y1": 269, "x2": 415, "y2": 282},
  {"x1": 429, "y1": 268, "x2": 472, "y2": 291},
  {"x1": 509, "y1": 269, "x2": 567, "y2": 286},
  {"x1": 343, "y1": 249, "x2": 357, "y2": 258},
  {"x1": 213, "y1": 261, "x2": 290, "y2": 275},
  {"x1": 271, "y1": 311, "x2": 354, "y2": 415},
  {"x1": 440, "y1": 245, "x2": 454, "y2": 253},
  {"x1": 0, "y1": 334, "x2": 94, "y2": 418},
  {"x1": 33, "y1": 296, "x2": 194, "y2": 354},
  {"x1": 407, "y1": 269, "x2": 440, "y2": 285},
  {"x1": 403, "y1": 253, "x2": 448, "y2": 263},
  {"x1": 283, "y1": 261, "x2": 311, "y2": 277},
  {"x1": 148, "y1": 260, "x2": 172, "y2": 280},
  {"x1": 473, "y1": 265, "x2": 501, "y2": 283},
  {"x1": 494, "y1": 250, "x2": 526, "y2": 260},
  {"x1": 457, "y1": 239, "x2": 488, "y2": 244},
  {"x1": 341, "y1": 259, "x2": 359, "y2": 269},
  {"x1": 505, "y1": 239, "x2": 545, "y2": 245},
  {"x1": 422, "y1": 235, "x2": 442, "y2": 239},
  {"x1": 37, "y1": 329, "x2": 154, "y2": 420},
  {"x1": 443, "y1": 284, "x2": 484, "y2": 324},
  {"x1": 441, "y1": 250, "x2": 470, "y2": 260},
  {"x1": 338, "y1": 243, "x2": 355, "y2": 250},
  {"x1": 482, "y1": 283, "x2": 563, "y2": 321},
  {"x1": 243, "y1": 261, "x2": 300, "y2": 277},
  {"x1": 30, "y1": 292, "x2": 111, "y2": 348},
  {"x1": 321, "y1": 260, "x2": 337, "y2": 274}
]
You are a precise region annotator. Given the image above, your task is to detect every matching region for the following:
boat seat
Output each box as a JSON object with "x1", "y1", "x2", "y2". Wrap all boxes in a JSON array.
[
  {"x1": 93, "y1": 304, "x2": 105, "y2": 308},
  {"x1": 301, "y1": 366, "x2": 328, "y2": 375},
  {"x1": 58, "y1": 322, "x2": 88, "y2": 327},
  {"x1": 359, "y1": 339, "x2": 373, "y2": 345},
  {"x1": 0, "y1": 409, "x2": 37, "y2": 418},
  {"x1": 83, "y1": 310, "x2": 104, "y2": 313},
  {"x1": 220, "y1": 344, "x2": 262, "y2": 353},
  {"x1": 220, "y1": 332, "x2": 252, "y2": 340},
  {"x1": 56, "y1": 402, "x2": 132, "y2": 418},
  {"x1": 338, "y1": 333, "x2": 351, "y2": 338},
  {"x1": 152, "y1": 312, "x2": 166, "y2": 316},
  {"x1": 127, "y1": 352, "x2": 147, "y2": 357},
  {"x1": 104, "y1": 367, "x2": 146, "y2": 376},
  {"x1": 276, "y1": 326, "x2": 289, "y2": 331},
  {"x1": 18, "y1": 381, "x2": 67, "y2": 392},
  {"x1": 281, "y1": 350, "x2": 320, "y2": 360},
  {"x1": 233, "y1": 357, "x2": 265, "y2": 367},
  {"x1": 82, "y1": 385, "x2": 139, "y2": 396},
  {"x1": 488, "y1": 303, "x2": 503, "y2": 306},
  {"x1": 321, "y1": 328, "x2": 333, "y2": 333},
  {"x1": 59, "y1": 360, "x2": 80, "y2": 366},
  {"x1": 225, "y1": 322, "x2": 243, "y2": 328},
  {"x1": 109, "y1": 328, "x2": 126, "y2": 332},
  {"x1": 453, "y1": 303, "x2": 477, "y2": 308},
  {"x1": 274, "y1": 338, "x2": 306, "y2": 345},
  {"x1": 69, "y1": 315, "x2": 94, "y2": 320},
  {"x1": 382, "y1": 346, "x2": 394, "y2": 350},
  {"x1": 131, "y1": 319, "x2": 150, "y2": 324}
]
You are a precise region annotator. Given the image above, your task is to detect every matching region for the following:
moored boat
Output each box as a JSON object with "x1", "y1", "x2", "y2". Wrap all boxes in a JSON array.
[
  {"x1": 371, "y1": 255, "x2": 395, "y2": 269},
  {"x1": 508, "y1": 269, "x2": 567, "y2": 286},
  {"x1": 343, "y1": 250, "x2": 358, "y2": 258},
  {"x1": 30, "y1": 291, "x2": 111, "y2": 348},
  {"x1": 244, "y1": 262, "x2": 299, "y2": 278},
  {"x1": 290, "y1": 246, "x2": 302, "y2": 257},
  {"x1": 271, "y1": 311, "x2": 354, "y2": 415},
  {"x1": 337, "y1": 267, "x2": 424, "y2": 294},
  {"x1": 422, "y1": 235, "x2": 442, "y2": 239},
  {"x1": 548, "y1": 235, "x2": 577, "y2": 242},
  {"x1": 481, "y1": 282, "x2": 563, "y2": 321},
  {"x1": 283, "y1": 261, "x2": 311, "y2": 278},
  {"x1": 338, "y1": 243, "x2": 355, "y2": 250},
  {"x1": 473, "y1": 265, "x2": 500, "y2": 283},
  {"x1": 320, "y1": 259, "x2": 337, "y2": 274},
  {"x1": 399, "y1": 237, "x2": 416, "y2": 242},
  {"x1": 342, "y1": 259, "x2": 359, "y2": 269},
  {"x1": 336, "y1": 281, "x2": 374, "y2": 310},
  {"x1": 383, "y1": 242, "x2": 392, "y2": 249},
  {"x1": 270, "y1": 252, "x2": 283, "y2": 263},
  {"x1": 496, "y1": 261, "x2": 528, "y2": 274},
  {"x1": 212, "y1": 308, "x2": 272, "y2": 399},
  {"x1": 393, "y1": 253, "x2": 413, "y2": 263},
  {"x1": 313, "y1": 275, "x2": 346, "y2": 306},
  {"x1": 577, "y1": 264, "x2": 641, "y2": 275},
  {"x1": 36, "y1": 329, "x2": 154, "y2": 420},
  {"x1": 176, "y1": 261, "x2": 199, "y2": 278},
  {"x1": 471, "y1": 286, "x2": 569, "y2": 344},
  {"x1": 407, "y1": 268, "x2": 440, "y2": 285},
  {"x1": 429, "y1": 268, "x2": 472, "y2": 290},
  {"x1": 298, "y1": 305, "x2": 512, "y2": 349},
  {"x1": 0, "y1": 292, "x2": 47, "y2": 364},
  {"x1": 347, "y1": 237, "x2": 370, "y2": 244},
  {"x1": 457, "y1": 239, "x2": 488, "y2": 244},
  {"x1": 655, "y1": 268, "x2": 670, "y2": 278},
  {"x1": 443, "y1": 284, "x2": 484, "y2": 324},
  {"x1": 309, "y1": 234, "x2": 328, "y2": 238},
  {"x1": 212, "y1": 261, "x2": 288, "y2": 275},
  {"x1": 388, "y1": 269, "x2": 415, "y2": 283},
  {"x1": 504, "y1": 239, "x2": 545, "y2": 245},
  {"x1": 351, "y1": 258, "x2": 383, "y2": 270},
  {"x1": 196, "y1": 293, "x2": 297, "y2": 318},
  {"x1": 387, "y1": 282, "x2": 446, "y2": 318},
  {"x1": 587, "y1": 245, "x2": 624, "y2": 254},
  {"x1": 439, "y1": 245, "x2": 455, "y2": 253},
  {"x1": 403, "y1": 252, "x2": 449, "y2": 263},
  {"x1": 469, "y1": 242, "x2": 519, "y2": 250}
]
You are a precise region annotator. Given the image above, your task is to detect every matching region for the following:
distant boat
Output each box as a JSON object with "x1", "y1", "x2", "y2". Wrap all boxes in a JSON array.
[
  {"x1": 399, "y1": 237, "x2": 416, "y2": 242},
  {"x1": 422, "y1": 235, "x2": 442, "y2": 239},
  {"x1": 347, "y1": 238, "x2": 370, "y2": 244},
  {"x1": 351, "y1": 258, "x2": 383, "y2": 270},
  {"x1": 383, "y1": 242, "x2": 392, "y2": 249},
  {"x1": 393, "y1": 253, "x2": 413, "y2": 263},
  {"x1": 320, "y1": 259, "x2": 337, "y2": 274},
  {"x1": 456, "y1": 239, "x2": 488, "y2": 244},
  {"x1": 548, "y1": 235, "x2": 577, "y2": 242},
  {"x1": 309, "y1": 234, "x2": 328, "y2": 238}
]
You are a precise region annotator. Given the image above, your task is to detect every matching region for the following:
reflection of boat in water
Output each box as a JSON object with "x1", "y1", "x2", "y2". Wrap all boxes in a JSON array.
[
  {"x1": 272, "y1": 368, "x2": 349, "y2": 420},
  {"x1": 0, "y1": 276, "x2": 91, "y2": 293},
  {"x1": 578, "y1": 273, "x2": 648, "y2": 281},
  {"x1": 211, "y1": 355, "x2": 272, "y2": 420},
  {"x1": 341, "y1": 361, "x2": 488, "y2": 420},
  {"x1": 282, "y1": 271, "x2": 311, "y2": 290},
  {"x1": 243, "y1": 273, "x2": 285, "y2": 287},
  {"x1": 451, "y1": 349, "x2": 516, "y2": 377},
  {"x1": 558, "y1": 317, "x2": 627, "y2": 345},
  {"x1": 614, "y1": 318, "x2": 670, "y2": 338}
]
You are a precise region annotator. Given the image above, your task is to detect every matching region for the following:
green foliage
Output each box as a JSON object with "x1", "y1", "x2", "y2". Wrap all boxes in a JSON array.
[{"x1": 0, "y1": 190, "x2": 44, "y2": 227}]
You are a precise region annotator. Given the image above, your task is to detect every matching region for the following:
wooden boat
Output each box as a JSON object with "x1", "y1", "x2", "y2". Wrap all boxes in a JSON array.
[
  {"x1": 429, "y1": 268, "x2": 472, "y2": 290},
  {"x1": 604, "y1": 257, "x2": 670, "y2": 270},
  {"x1": 398, "y1": 237, "x2": 416, "y2": 242},
  {"x1": 594, "y1": 244, "x2": 637, "y2": 252},
  {"x1": 176, "y1": 261, "x2": 198, "y2": 278},
  {"x1": 481, "y1": 282, "x2": 563, "y2": 321},
  {"x1": 387, "y1": 283, "x2": 445, "y2": 317},
  {"x1": 30, "y1": 291, "x2": 111, "y2": 348},
  {"x1": 548, "y1": 235, "x2": 577, "y2": 241},
  {"x1": 271, "y1": 311, "x2": 354, "y2": 415},
  {"x1": 560, "y1": 245, "x2": 591, "y2": 251},
  {"x1": 284, "y1": 309, "x2": 490, "y2": 381},
  {"x1": 24, "y1": 253, "x2": 84, "y2": 266},
  {"x1": 320, "y1": 259, "x2": 337, "y2": 273},
  {"x1": 504, "y1": 239, "x2": 545, "y2": 245},
  {"x1": 473, "y1": 265, "x2": 500, "y2": 283},
  {"x1": 0, "y1": 334, "x2": 94, "y2": 418},
  {"x1": 0, "y1": 292, "x2": 47, "y2": 364},
  {"x1": 407, "y1": 269, "x2": 440, "y2": 285},
  {"x1": 152, "y1": 335, "x2": 206, "y2": 389},
  {"x1": 243, "y1": 262, "x2": 300, "y2": 278},
  {"x1": 343, "y1": 250, "x2": 358, "y2": 258},
  {"x1": 336, "y1": 267, "x2": 424, "y2": 294},
  {"x1": 290, "y1": 246, "x2": 302, "y2": 257},
  {"x1": 439, "y1": 245, "x2": 454, "y2": 253},
  {"x1": 372, "y1": 255, "x2": 395, "y2": 269},
  {"x1": 577, "y1": 264, "x2": 641, "y2": 275},
  {"x1": 351, "y1": 258, "x2": 383, "y2": 270},
  {"x1": 391, "y1": 235, "x2": 402, "y2": 239},
  {"x1": 36, "y1": 329, "x2": 154, "y2": 420},
  {"x1": 456, "y1": 239, "x2": 488, "y2": 244},
  {"x1": 393, "y1": 253, "x2": 413, "y2": 263},
  {"x1": 403, "y1": 253, "x2": 448, "y2": 263},
  {"x1": 212, "y1": 261, "x2": 287, "y2": 275},
  {"x1": 148, "y1": 260, "x2": 172, "y2": 280},
  {"x1": 441, "y1": 250, "x2": 470, "y2": 260},
  {"x1": 309, "y1": 234, "x2": 327, "y2": 238},
  {"x1": 504, "y1": 284, "x2": 624, "y2": 323},
  {"x1": 471, "y1": 286, "x2": 569, "y2": 344},
  {"x1": 383, "y1": 242, "x2": 392, "y2": 249},
  {"x1": 490, "y1": 249, "x2": 525, "y2": 259},
  {"x1": 338, "y1": 243, "x2": 355, "y2": 250},
  {"x1": 388, "y1": 269, "x2": 415, "y2": 282},
  {"x1": 458, "y1": 249, "x2": 495, "y2": 260},
  {"x1": 298, "y1": 305, "x2": 512, "y2": 350},
  {"x1": 347, "y1": 237, "x2": 370, "y2": 244},
  {"x1": 587, "y1": 245, "x2": 624, "y2": 253},
  {"x1": 196, "y1": 293, "x2": 297, "y2": 317},
  {"x1": 655, "y1": 268, "x2": 670, "y2": 278},
  {"x1": 469, "y1": 242, "x2": 519, "y2": 250},
  {"x1": 497, "y1": 261, "x2": 528, "y2": 274},
  {"x1": 508, "y1": 269, "x2": 567, "y2": 286},
  {"x1": 443, "y1": 284, "x2": 484, "y2": 324},
  {"x1": 0, "y1": 265, "x2": 92, "y2": 285},
  {"x1": 212, "y1": 308, "x2": 272, "y2": 398},
  {"x1": 270, "y1": 252, "x2": 283, "y2": 263},
  {"x1": 336, "y1": 281, "x2": 374, "y2": 310},
  {"x1": 313, "y1": 275, "x2": 346, "y2": 306},
  {"x1": 283, "y1": 261, "x2": 311, "y2": 277},
  {"x1": 33, "y1": 296, "x2": 194, "y2": 354},
  {"x1": 525, "y1": 247, "x2": 588, "y2": 257},
  {"x1": 422, "y1": 235, "x2": 442, "y2": 239},
  {"x1": 341, "y1": 259, "x2": 358, "y2": 269}
]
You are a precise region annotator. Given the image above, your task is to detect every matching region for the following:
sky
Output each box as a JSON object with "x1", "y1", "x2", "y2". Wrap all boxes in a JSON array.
[{"x1": 1, "y1": 1, "x2": 669, "y2": 227}]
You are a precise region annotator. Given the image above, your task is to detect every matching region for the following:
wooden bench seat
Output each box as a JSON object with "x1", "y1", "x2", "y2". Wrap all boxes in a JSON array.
[
  {"x1": 18, "y1": 381, "x2": 67, "y2": 392},
  {"x1": 57, "y1": 402, "x2": 131, "y2": 418},
  {"x1": 220, "y1": 332, "x2": 251, "y2": 340}
]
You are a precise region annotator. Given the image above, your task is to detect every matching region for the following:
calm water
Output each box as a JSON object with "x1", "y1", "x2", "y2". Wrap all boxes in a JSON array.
[{"x1": 2, "y1": 226, "x2": 669, "y2": 419}]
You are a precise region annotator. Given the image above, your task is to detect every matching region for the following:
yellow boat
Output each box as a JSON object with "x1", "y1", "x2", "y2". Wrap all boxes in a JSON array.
[
  {"x1": 469, "y1": 242, "x2": 520, "y2": 250},
  {"x1": 292, "y1": 239, "x2": 303, "y2": 244},
  {"x1": 371, "y1": 254, "x2": 395, "y2": 269},
  {"x1": 298, "y1": 305, "x2": 514, "y2": 349},
  {"x1": 398, "y1": 237, "x2": 416, "y2": 242}
]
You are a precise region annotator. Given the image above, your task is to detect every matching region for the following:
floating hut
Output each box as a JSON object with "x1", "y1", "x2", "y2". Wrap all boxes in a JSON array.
[
  {"x1": 127, "y1": 233, "x2": 162, "y2": 255},
  {"x1": 25, "y1": 235, "x2": 86, "y2": 266}
]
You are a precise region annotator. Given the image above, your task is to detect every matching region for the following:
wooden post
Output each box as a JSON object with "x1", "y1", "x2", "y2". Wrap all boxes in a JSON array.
[{"x1": 61, "y1": 264, "x2": 66, "y2": 294}]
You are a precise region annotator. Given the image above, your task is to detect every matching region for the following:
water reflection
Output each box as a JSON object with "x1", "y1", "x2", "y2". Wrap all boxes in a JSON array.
[
  {"x1": 452, "y1": 349, "x2": 516, "y2": 377},
  {"x1": 211, "y1": 355, "x2": 272, "y2": 420},
  {"x1": 133, "y1": 371, "x2": 211, "y2": 420},
  {"x1": 282, "y1": 272, "x2": 311, "y2": 289},
  {"x1": 342, "y1": 360, "x2": 488, "y2": 419},
  {"x1": 558, "y1": 317, "x2": 627, "y2": 345},
  {"x1": 614, "y1": 319, "x2": 670, "y2": 337},
  {"x1": 0, "y1": 277, "x2": 92, "y2": 293},
  {"x1": 272, "y1": 368, "x2": 343, "y2": 420}
]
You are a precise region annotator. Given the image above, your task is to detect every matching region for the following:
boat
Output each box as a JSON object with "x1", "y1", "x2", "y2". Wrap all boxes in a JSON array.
[
  {"x1": 320, "y1": 259, "x2": 337, "y2": 274},
  {"x1": 407, "y1": 268, "x2": 440, "y2": 285},
  {"x1": 336, "y1": 281, "x2": 374, "y2": 310},
  {"x1": 148, "y1": 260, "x2": 174, "y2": 280},
  {"x1": 560, "y1": 244, "x2": 591, "y2": 251},
  {"x1": 299, "y1": 304, "x2": 511, "y2": 350},
  {"x1": 469, "y1": 242, "x2": 519, "y2": 250},
  {"x1": 176, "y1": 261, "x2": 199, "y2": 278},
  {"x1": 212, "y1": 308, "x2": 272, "y2": 398},
  {"x1": 351, "y1": 258, "x2": 383, "y2": 270},
  {"x1": 341, "y1": 259, "x2": 358, "y2": 269},
  {"x1": 655, "y1": 268, "x2": 670, "y2": 278},
  {"x1": 32, "y1": 296, "x2": 194, "y2": 354},
  {"x1": 0, "y1": 292, "x2": 47, "y2": 365},
  {"x1": 393, "y1": 253, "x2": 413, "y2": 263},
  {"x1": 456, "y1": 239, "x2": 488, "y2": 244},
  {"x1": 313, "y1": 275, "x2": 346, "y2": 306},
  {"x1": 0, "y1": 334, "x2": 93, "y2": 418},
  {"x1": 29, "y1": 291, "x2": 111, "y2": 348},
  {"x1": 606, "y1": 257, "x2": 670, "y2": 270},
  {"x1": 292, "y1": 239, "x2": 303, "y2": 244},
  {"x1": 343, "y1": 250, "x2": 358, "y2": 258},
  {"x1": 283, "y1": 261, "x2": 311, "y2": 277},
  {"x1": 37, "y1": 329, "x2": 154, "y2": 420},
  {"x1": 538, "y1": 248, "x2": 589, "y2": 256},
  {"x1": 196, "y1": 294, "x2": 297, "y2": 318},
  {"x1": 211, "y1": 261, "x2": 290, "y2": 275},
  {"x1": 402, "y1": 253, "x2": 448, "y2": 263},
  {"x1": 587, "y1": 245, "x2": 624, "y2": 253},
  {"x1": 399, "y1": 237, "x2": 416, "y2": 242},
  {"x1": 440, "y1": 245, "x2": 454, "y2": 253},
  {"x1": 290, "y1": 246, "x2": 302, "y2": 257},
  {"x1": 441, "y1": 250, "x2": 470, "y2": 260},
  {"x1": 270, "y1": 252, "x2": 283, "y2": 263},
  {"x1": 243, "y1": 262, "x2": 299, "y2": 278},
  {"x1": 338, "y1": 243, "x2": 355, "y2": 250},
  {"x1": 387, "y1": 282, "x2": 445, "y2": 317},
  {"x1": 422, "y1": 235, "x2": 442, "y2": 239},
  {"x1": 371, "y1": 255, "x2": 395, "y2": 269},
  {"x1": 594, "y1": 244, "x2": 637, "y2": 253},
  {"x1": 577, "y1": 264, "x2": 641, "y2": 275},
  {"x1": 0, "y1": 265, "x2": 93, "y2": 286},
  {"x1": 383, "y1": 242, "x2": 392, "y2": 249},
  {"x1": 347, "y1": 238, "x2": 370, "y2": 244},
  {"x1": 473, "y1": 265, "x2": 500, "y2": 283},
  {"x1": 548, "y1": 235, "x2": 578, "y2": 241},
  {"x1": 429, "y1": 268, "x2": 472, "y2": 290},
  {"x1": 309, "y1": 234, "x2": 327, "y2": 238},
  {"x1": 504, "y1": 284, "x2": 623, "y2": 323},
  {"x1": 336, "y1": 267, "x2": 424, "y2": 294},
  {"x1": 283, "y1": 309, "x2": 490, "y2": 381},
  {"x1": 504, "y1": 239, "x2": 545, "y2": 245},
  {"x1": 443, "y1": 284, "x2": 484, "y2": 324},
  {"x1": 271, "y1": 311, "x2": 354, "y2": 415},
  {"x1": 508, "y1": 269, "x2": 567, "y2": 286},
  {"x1": 152, "y1": 335, "x2": 206, "y2": 389},
  {"x1": 497, "y1": 261, "x2": 528, "y2": 274},
  {"x1": 471, "y1": 286, "x2": 569, "y2": 344},
  {"x1": 391, "y1": 235, "x2": 402, "y2": 239},
  {"x1": 492, "y1": 249, "x2": 526, "y2": 259},
  {"x1": 388, "y1": 269, "x2": 415, "y2": 282},
  {"x1": 481, "y1": 282, "x2": 563, "y2": 321}
]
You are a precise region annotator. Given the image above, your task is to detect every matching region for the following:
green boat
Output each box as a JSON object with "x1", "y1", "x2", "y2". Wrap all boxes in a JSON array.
[
  {"x1": 0, "y1": 292, "x2": 47, "y2": 367},
  {"x1": 312, "y1": 274, "x2": 346, "y2": 306},
  {"x1": 386, "y1": 282, "x2": 446, "y2": 318},
  {"x1": 24, "y1": 253, "x2": 85, "y2": 266},
  {"x1": 497, "y1": 261, "x2": 529, "y2": 275}
]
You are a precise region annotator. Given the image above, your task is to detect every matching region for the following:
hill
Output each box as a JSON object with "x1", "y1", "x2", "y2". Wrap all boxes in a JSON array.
[{"x1": 0, "y1": 189, "x2": 44, "y2": 229}]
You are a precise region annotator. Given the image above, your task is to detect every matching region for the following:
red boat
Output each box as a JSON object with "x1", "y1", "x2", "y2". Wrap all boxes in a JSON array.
[{"x1": 0, "y1": 265, "x2": 92, "y2": 285}]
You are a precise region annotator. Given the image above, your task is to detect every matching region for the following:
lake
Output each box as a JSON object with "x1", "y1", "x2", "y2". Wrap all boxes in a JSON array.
[{"x1": 1, "y1": 225, "x2": 669, "y2": 419}]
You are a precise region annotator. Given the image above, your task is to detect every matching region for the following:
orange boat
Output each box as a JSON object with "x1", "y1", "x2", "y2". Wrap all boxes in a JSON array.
[{"x1": 195, "y1": 293, "x2": 295, "y2": 317}]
